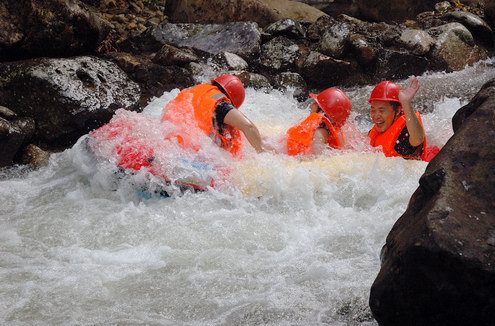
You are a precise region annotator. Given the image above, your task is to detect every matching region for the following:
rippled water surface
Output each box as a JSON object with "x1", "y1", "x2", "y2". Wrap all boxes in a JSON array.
[{"x1": 1, "y1": 61, "x2": 494, "y2": 325}]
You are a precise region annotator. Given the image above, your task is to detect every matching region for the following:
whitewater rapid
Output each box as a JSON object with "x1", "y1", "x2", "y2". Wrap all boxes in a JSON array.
[{"x1": 1, "y1": 61, "x2": 494, "y2": 325}]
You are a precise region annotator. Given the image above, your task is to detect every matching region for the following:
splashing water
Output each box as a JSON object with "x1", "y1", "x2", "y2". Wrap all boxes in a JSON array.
[{"x1": 1, "y1": 61, "x2": 494, "y2": 325}]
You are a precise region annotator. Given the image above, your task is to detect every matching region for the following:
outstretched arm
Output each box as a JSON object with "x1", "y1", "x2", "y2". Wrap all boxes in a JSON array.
[
  {"x1": 223, "y1": 109, "x2": 265, "y2": 153},
  {"x1": 399, "y1": 77, "x2": 425, "y2": 147}
]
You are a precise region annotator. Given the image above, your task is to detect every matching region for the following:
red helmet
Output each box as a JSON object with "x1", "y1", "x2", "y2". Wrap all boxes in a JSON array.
[
  {"x1": 309, "y1": 88, "x2": 351, "y2": 128},
  {"x1": 211, "y1": 74, "x2": 245, "y2": 108},
  {"x1": 369, "y1": 81, "x2": 400, "y2": 103}
]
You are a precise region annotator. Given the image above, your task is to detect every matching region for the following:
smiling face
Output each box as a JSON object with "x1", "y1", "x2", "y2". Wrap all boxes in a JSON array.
[{"x1": 370, "y1": 100, "x2": 398, "y2": 133}]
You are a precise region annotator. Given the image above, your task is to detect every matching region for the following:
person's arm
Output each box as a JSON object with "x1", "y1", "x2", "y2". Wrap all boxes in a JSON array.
[
  {"x1": 312, "y1": 128, "x2": 329, "y2": 155},
  {"x1": 399, "y1": 77, "x2": 424, "y2": 147},
  {"x1": 223, "y1": 109, "x2": 265, "y2": 153}
]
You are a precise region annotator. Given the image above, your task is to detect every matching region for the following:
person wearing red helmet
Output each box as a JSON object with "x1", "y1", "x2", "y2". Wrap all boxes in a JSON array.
[
  {"x1": 286, "y1": 87, "x2": 352, "y2": 156},
  {"x1": 162, "y1": 73, "x2": 269, "y2": 156},
  {"x1": 368, "y1": 77, "x2": 429, "y2": 160}
]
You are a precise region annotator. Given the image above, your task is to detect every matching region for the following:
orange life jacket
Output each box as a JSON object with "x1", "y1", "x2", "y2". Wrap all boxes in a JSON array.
[
  {"x1": 162, "y1": 84, "x2": 242, "y2": 157},
  {"x1": 368, "y1": 112, "x2": 429, "y2": 161},
  {"x1": 286, "y1": 112, "x2": 344, "y2": 156}
]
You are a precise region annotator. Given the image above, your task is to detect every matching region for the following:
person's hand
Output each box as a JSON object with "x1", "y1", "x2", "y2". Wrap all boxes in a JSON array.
[
  {"x1": 261, "y1": 142, "x2": 277, "y2": 153},
  {"x1": 399, "y1": 77, "x2": 420, "y2": 104}
]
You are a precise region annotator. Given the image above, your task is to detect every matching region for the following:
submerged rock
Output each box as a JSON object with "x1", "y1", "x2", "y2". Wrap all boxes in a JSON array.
[
  {"x1": 370, "y1": 79, "x2": 495, "y2": 326},
  {"x1": 0, "y1": 115, "x2": 35, "y2": 167},
  {"x1": 0, "y1": 56, "x2": 140, "y2": 148}
]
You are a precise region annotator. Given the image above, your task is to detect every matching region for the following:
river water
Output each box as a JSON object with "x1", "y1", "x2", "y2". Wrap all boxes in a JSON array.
[{"x1": 1, "y1": 60, "x2": 494, "y2": 325}]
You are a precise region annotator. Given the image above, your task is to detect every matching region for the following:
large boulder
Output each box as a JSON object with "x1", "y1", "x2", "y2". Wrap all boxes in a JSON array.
[
  {"x1": 353, "y1": 0, "x2": 437, "y2": 23},
  {"x1": 0, "y1": 0, "x2": 110, "y2": 62},
  {"x1": 165, "y1": 0, "x2": 326, "y2": 27},
  {"x1": 150, "y1": 22, "x2": 262, "y2": 61},
  {"x1": 0, "y1": 56, "x2": 140, "y2": 148},
  {"x1": 428, "y1": 23, "x2": 488, "y2": 71},
  {"x1": 370, "y1": 79, "x2": 495, "y2": 326},
  {"x1": 484, "y1": 1, "x2": 495, "y2": 31}
]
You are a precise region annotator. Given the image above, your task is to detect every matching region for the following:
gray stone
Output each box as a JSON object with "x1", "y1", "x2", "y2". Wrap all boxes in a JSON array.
[
  {"x1": 152, "y1": 44, "x2": 199, "y2": 66},
  {"x1": 264, "y1": 18, "x2": 306, "y2": 39},
  {"x1": 259, "y1": 36, "x2": 300, "y2": 71},
  {"x1": 428, "y1": 23, "x2": 488, "y2": 71},
  {"x1": 399, "y1": 29, "x2": 435, "y2": 56},
  {"x1": 151, "y1": 22, "x2": 261, "y2": 61},
  {"x1": 446, "y1": 11, "x2": 493, "y2": 47}
]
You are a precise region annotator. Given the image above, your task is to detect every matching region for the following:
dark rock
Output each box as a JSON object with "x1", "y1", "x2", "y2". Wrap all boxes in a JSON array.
[
  {"x1": 0, "y1": 0, "x2": 111, "y2": 62},
  {"x1": 259, "y1": 36, "x2": 301, "y2": 72},
  {"x1": 416, "y1": 11, "x2": 449, "y2": 30},
  {"x1": 353, "y1": 0, "x2": 438, "y2": 23},
  {"x1": 347, "y1": 33, "x2": 377, "y2": 66},
  {"x1": 0, "y1": 116, "x2": 35, "y2": 167},
  {"x1": 446, "y1": 11, "x2": 494, "y2": 47},
  {"x1": 300, "y1": 51, "x2": 361, "y2": 87},
  {"x1": 95, "y1": 52, "x2": 194, "y2": 109},
  {"x1": 212, "y1": 52, "x2": 249, "y2": 71},
  {"x1": 486, "y1": 1, "x2": 495, "y2": 31},
  {"x1": 0, "y1": 105, "x2": 18, "y2": 120},
  {"x1": 152, "y1": 44, "x2": 199, "y2": 66},
  {"x1": 264, "y1": 18, "x2": 306, "y2": 39},
  {"x1": 165, "y1": 0, "x2": 326, "y2": 28},
  {"x1": 373, "y1": 49, "x2": 429, "y2": 81},
  {"x1": 398, "y1": 29, "x2": 435, "y2": 56},
  {"x1": 306, "y1": 15, "x2": 337, "y2": 41},
  {"x1": 370, "y1": 78, "x2": 495, "y2": 326},
  {"x1": 234, "y1": 71, "x2": 272, "y2": 90},
  {"x1": 452, "y1": 79, "x2": 495, "y2": 132},
  {"x1": 319, "y1": 29, "x2": 348, "y2": 59},
  {"x1": 131, "y1": 62, "x2": 194, "y2": 107},
  {"x1": 428, "y1": 23, "x2": 488, "y2": 71},
  {"x1": 0, "y1": 56, "x2": 140, "y2": 149},
  {"x1": 150, "y1": 22, "x2": 261, "y2": 61},
  {"x1": 320, "y1": 0, "x2": 360, "y2": 18},
  {"x1": 18, "y1": 143, "x2": 50, "y2": 168},
  {"x1": 272, "y1": 72, "x2": 308, "y2": 100}
]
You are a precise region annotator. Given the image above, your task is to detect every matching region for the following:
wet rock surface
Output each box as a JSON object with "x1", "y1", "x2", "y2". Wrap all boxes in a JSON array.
[
  {"x1": 0, "y1": 56, "x2": 140, "y2": 148},
  {"x1": 150, "y1": 22, "x2": 262, "y2": 61},
  {"x1": 370, "y1": 78, "x2": 495, "y2": 326}
]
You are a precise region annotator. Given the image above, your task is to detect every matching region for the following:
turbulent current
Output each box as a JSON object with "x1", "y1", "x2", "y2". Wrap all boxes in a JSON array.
[{"x1": 1, "y1": 60, "x2": 494, "y2": 325}]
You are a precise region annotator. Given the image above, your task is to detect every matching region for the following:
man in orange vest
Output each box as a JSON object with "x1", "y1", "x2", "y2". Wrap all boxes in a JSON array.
[
  {"x1": 286, "y1": 88, "x2": 352, "y2": 156},
  {"x1": 162, "y1": 74, "x2": 270, "y2": 156},
  {"x1": 368, "y1": 77, "x2": 438, "y2": 161}
]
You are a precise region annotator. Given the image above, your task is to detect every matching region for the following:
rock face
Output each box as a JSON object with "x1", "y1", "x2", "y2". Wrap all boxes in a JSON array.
[
  {"x1": 354, "y1": 0, "x2": 438, "y2": 22},
  {"x1": 0, "y1": 0, "x2": 110, "y2": 62},
  {"x1": 369, "y1": 79, "x2": 495, "y2": 326},
  {"x1": 165, "y1": 0, "x2": 326, "y2": 27},
  {"x1": 0, "y1": 107, "x2": 36, "y2": 167},
  {"x1": 0, "y1": 56, "x2": 140, "y2": 148},
  {"x1": 428, "y1": 22, "x2": 488, "y2": 71},
  {"x1": 151, "y1": 22, "x2": 262, "y2": 60}
]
